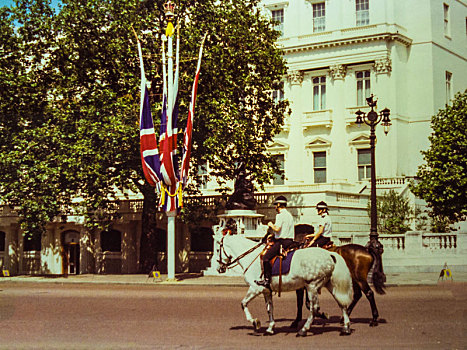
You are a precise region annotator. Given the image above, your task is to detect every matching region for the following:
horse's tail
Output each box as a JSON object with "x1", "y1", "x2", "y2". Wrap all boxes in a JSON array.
[
  {"x1": 368, "y1": 246, "x2": 386, "y2": 295},
  {"x1": 328, "y1": 252, "x2": 353, "y2": 308}
]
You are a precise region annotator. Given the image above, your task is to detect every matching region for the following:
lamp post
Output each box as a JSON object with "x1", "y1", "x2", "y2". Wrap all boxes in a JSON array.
[{"x1": 355, "y1": 95, "x2": 391, "y2": 260}]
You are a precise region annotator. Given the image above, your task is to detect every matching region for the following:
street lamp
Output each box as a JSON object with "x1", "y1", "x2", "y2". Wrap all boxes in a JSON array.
[{"x1": 355, "y1": 94, "x2": 391, "y2": 269}]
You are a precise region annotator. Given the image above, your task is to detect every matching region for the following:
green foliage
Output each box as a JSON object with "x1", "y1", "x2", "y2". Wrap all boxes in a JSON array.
[
  {"x1": 369, "y1": 190, "x2": 413, "y2": 234},
  {"x1": 0, "y1": 0, "x2": 288, "y2": 243},
  {"x1": 410, "y1": 90, "x2": 467, "y2": 223},
  {"x1": 0, "y1": 1, "x2": 68, "y2": 237},
  {"x1": 414, "y1": 207, "x2": 451, "y2": 233}
]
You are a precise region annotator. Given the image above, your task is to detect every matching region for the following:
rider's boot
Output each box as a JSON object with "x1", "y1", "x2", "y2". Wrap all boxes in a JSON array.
[{"x1": 255, "y1": 261, "x2": 272, "y2": 289}]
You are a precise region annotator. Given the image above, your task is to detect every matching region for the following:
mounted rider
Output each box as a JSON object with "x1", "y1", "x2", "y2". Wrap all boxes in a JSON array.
[
  {"x1": 255, "y1": 195, "x2": 295, "y2": 289},
  {"x1": 305, "y1": 201, "x2": 332, "y2": 248}
]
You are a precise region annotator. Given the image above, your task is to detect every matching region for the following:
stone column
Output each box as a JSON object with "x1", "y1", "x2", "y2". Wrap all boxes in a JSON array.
[
  {"x1": 41, "y1": 226, "x2": 61, "y2": 274},
  {"x1": 6, "y1": 224, "x2": 19, "y2": 275},
  {"x1": 80, "y1": 229, "x2": 94, "y2": 274},
  {"x1": 286, "y1": 70, "x2": 305, "y2": 185},
  {"x1": 373, "y1": 57, "x2": 395, "y2": 178},
  {"x1": 328, "y1": 64, "x2": 349, "y2": 184}
]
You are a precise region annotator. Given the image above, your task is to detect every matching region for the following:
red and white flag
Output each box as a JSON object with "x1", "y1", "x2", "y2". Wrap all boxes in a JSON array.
[{"x1": 180, "y1": 33, "x2": 207, "y2": 188}]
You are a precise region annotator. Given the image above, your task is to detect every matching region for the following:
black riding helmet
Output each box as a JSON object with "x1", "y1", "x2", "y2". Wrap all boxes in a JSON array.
[
  {"x1": 273, "y1": 195, "x2": 288, "y2": 207},
  {"x1": 316, "y1": 201, "x2": 328, "y2": 211}
]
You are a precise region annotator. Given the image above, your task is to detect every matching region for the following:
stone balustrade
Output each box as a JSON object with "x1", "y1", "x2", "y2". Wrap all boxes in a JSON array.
[{"x1": 333, "y1": 230, "x2": 467, "y2": 273}]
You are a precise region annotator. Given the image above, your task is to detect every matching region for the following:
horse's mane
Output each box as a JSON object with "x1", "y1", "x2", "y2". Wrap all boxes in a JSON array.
[{"x1": 224, "y1": 234, "x2": 260, "y2": 250}]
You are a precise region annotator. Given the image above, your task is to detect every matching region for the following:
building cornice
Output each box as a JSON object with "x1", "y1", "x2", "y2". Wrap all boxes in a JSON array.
[
  {"x1": 263, "y1": 1, "x2": 289, "y2": 9},
  {"x1": 281, "y1": 32, "x2": 412, "y2": 54}
]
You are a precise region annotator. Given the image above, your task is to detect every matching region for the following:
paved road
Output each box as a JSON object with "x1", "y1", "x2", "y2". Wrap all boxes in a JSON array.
[{"x1": 0, "y1": 282, "x2": 465, "y2": 349}]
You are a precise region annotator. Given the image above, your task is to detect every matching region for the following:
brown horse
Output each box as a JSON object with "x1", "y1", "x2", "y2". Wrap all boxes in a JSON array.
[{"x1": 291, "y1": 242, "x2": 386, "y2": 328}]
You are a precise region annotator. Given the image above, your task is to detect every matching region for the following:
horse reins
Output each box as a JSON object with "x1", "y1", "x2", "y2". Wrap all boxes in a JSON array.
[{"x1": 218, "y1": 236, "x2": 264, "y2": 272}]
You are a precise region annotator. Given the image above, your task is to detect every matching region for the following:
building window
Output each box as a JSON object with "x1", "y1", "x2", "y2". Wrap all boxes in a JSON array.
[
  {"x1": 198, "y1": 163, "x2": 208, "y2": 190},
  {"x1": 23, "y1": 234, "x2": 41, "y2": 252},
  {"x1": 445, "y1": 71, "x2": 453, "y2": 105},
  {"x1": 271, "y1": 9, "x2": 284, "y2": 35},
  {"x1": 313, "y1": 151, "x2": 327, "y2": 183},
  {"x1": 0, "y1": 231, "x2": 5, "y2": 251},
  {"x1": 272, "y1": 154, "x2": 285, "y2": 185},
  {"x1": 313, "y1": 3, "x2": 325, "y2": 32},
  {"x1": 443, "y1": 3, "x2": 450, "y2": 37},
  {"x1": 272, "y1": 88, "x2": 284, "y2": 103},
  {"x1": 312, "y1": 76, "x2": 326, "y2": 110},
  {"x1": 356, "y1": 0, "x2": 369, "y2": 26},
  {"x1": 356, "y1": 70, "x2": 371, "y2": 106},
  {"x1": 101, "y1": 229, "x2": 121, "y2": 252},
  {"x1": 358, "y1": 148, "x2": 371, "y2": 181},
  {"x1": 190, "y1": 227, "x2": 214, "y2": 252}
]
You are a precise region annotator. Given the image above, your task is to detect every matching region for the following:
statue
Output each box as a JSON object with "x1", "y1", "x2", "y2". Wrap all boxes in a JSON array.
[{"x1": 225, "y1": 162, "x2": 257, "y2": 210}]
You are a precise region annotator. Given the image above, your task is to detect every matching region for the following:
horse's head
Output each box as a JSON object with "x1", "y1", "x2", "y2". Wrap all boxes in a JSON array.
[{"x1": 215, "y1": 234, "x2": 233, "y2": 274}]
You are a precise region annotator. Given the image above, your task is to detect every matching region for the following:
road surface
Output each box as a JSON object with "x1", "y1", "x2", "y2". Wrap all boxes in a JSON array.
[{"x1": 0, "y1": 282, "x2": 465, "y2": 349}]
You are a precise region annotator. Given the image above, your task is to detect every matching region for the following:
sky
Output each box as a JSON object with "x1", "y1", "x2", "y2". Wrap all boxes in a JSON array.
[{"x1": 0, "y1": 0, "x2": 61, "y2": 9}]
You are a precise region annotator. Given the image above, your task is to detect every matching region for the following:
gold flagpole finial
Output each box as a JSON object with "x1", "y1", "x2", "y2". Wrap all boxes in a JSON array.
[{"x1": 164, "y1": 1, "x2": 176, "y2": 37}]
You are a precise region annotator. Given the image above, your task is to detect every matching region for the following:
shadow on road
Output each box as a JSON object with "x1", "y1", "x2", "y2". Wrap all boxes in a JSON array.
[{"x1": 229, "y1": 317, "x2": 374, "y2": 337}]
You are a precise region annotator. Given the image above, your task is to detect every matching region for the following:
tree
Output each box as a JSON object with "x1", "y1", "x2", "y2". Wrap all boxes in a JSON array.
[
  {"x1": 0, "y1": 0, "x2": 288, "y2": 271},
  {"x1": 0, "y1": 1, "x2": 71, "y2": 239},
  {"x1": 369, "y1": 190, "x2": 413, "y2": 234},
  {"x1": 410, "y1": 90, "x2": 467, "y2": 223}
]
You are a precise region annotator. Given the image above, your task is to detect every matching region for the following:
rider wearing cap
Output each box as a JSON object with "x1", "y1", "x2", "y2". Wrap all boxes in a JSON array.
[
  {"x1": 255, "y1": 195, "x2": 295, "y2": 289},
  {"x1": 306, "y1": 201, "x2": 332, "y2": 247}
]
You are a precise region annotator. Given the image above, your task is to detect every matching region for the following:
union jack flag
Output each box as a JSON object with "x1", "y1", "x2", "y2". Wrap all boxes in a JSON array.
[
  {"x1": 138, "y1": 41, "x2": 162, "y2": 188},
  {"x1": 159, "y1": 89, "x2": 179, "y2": 188},
  {"x1": 137, "y1": 32, "x2": 206, "y2": 213},
  {"x1": 159, "y1": 92, "x2": 180, "y2": 212}
]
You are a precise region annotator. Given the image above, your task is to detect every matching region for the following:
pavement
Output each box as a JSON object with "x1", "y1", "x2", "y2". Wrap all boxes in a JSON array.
[{"x1": 1, "y1": 271, "x2": 466, "y2": 287}]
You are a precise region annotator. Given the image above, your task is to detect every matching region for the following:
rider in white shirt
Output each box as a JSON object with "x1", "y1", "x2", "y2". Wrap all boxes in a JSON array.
[
  {"x1": 255, "y1": 195, "x2": 295, "y2": 289},
  {"x1": 306, "y1": 201, "x2": 332, "y2": 247}
]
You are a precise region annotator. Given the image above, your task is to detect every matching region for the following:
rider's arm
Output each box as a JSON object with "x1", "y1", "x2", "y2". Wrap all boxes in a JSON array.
[
  {"x1": 268, "y1": 221, "x2": 280, "y2": 232},
  {"x1": 268, "y1": 211, "x2": 283, "y2": 233},
  {"x1": 306, "y1": 225, "x2": 324, "y2": 245}
]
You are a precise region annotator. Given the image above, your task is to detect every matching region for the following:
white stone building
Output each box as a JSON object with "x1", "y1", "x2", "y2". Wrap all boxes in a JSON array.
[{"x1": 237, "y1": 0, "x2": 467, "y2": 229}]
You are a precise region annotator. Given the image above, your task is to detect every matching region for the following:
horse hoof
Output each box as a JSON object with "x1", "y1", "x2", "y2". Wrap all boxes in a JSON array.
[
  {"x1": 290, "y1": 320, "x2": 300, "y2": 329},
  {"x1": 340, "y1": 327, "x2": 351, "y2": 336},
  {"x1": 369, "y1": 320, "x2": 378, "y2": 327},
  {"x1": 296, "y1": 329, "x2": 307, "y2": 337},
  {"x1": 253, "y1": 319, "x2": 261, "y2": 332},
  {"x1": 264, "y1": 329, "x2": 274, "y2": 336}
]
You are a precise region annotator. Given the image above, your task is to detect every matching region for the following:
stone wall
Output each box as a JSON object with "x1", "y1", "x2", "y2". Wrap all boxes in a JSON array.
[{"x1": 333, "y1": 230, "x2": 467, "y2": 273}]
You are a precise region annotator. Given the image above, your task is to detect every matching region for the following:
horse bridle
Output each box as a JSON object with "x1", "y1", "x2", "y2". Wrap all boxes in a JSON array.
[{"x1": 217, "y1": 236, "x2": 264, "y2": 273}]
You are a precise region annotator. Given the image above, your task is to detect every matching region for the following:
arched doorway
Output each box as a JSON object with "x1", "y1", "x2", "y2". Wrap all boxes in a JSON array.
[{"x1": 62, "y1": 230, "x2": 80, "y2": 275}]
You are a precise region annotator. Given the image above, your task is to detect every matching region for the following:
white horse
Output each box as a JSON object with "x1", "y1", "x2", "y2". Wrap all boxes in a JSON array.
[{"x1": 216, "y1": 233, "x2": 353, "y2": 336}]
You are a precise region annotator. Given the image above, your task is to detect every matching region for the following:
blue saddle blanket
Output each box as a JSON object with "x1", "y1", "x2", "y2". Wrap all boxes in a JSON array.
[{"x1": 271, "y1": 250, "x2": 296, "y2": 276}]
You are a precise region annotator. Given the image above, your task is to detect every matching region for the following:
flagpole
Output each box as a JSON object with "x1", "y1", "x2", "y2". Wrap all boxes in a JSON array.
[
  {"x1": 138, "y1": 1, "x2": 204, "y2": 280},
  {"x1": 164, "y1": 1, "x2": 176, "y2": 281}
]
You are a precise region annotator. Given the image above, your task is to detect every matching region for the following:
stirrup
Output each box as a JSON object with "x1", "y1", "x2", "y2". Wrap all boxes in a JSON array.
[{"x1": 255, "y1": 279, "x2": 271, "y2": 289}]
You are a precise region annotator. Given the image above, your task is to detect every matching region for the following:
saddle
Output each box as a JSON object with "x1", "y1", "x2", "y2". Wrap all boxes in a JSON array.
[
  {"x1": 271, "y1": 251, "x2": 295, "y2": 276},
  {"x1": 259, "y1": 238, "x2": 335, "y2": 296}
]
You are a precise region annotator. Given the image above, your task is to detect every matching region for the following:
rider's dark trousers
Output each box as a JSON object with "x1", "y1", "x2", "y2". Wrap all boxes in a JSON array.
[{"x1": 261, "y1": 238, "x2": 295, "y2": 279}]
